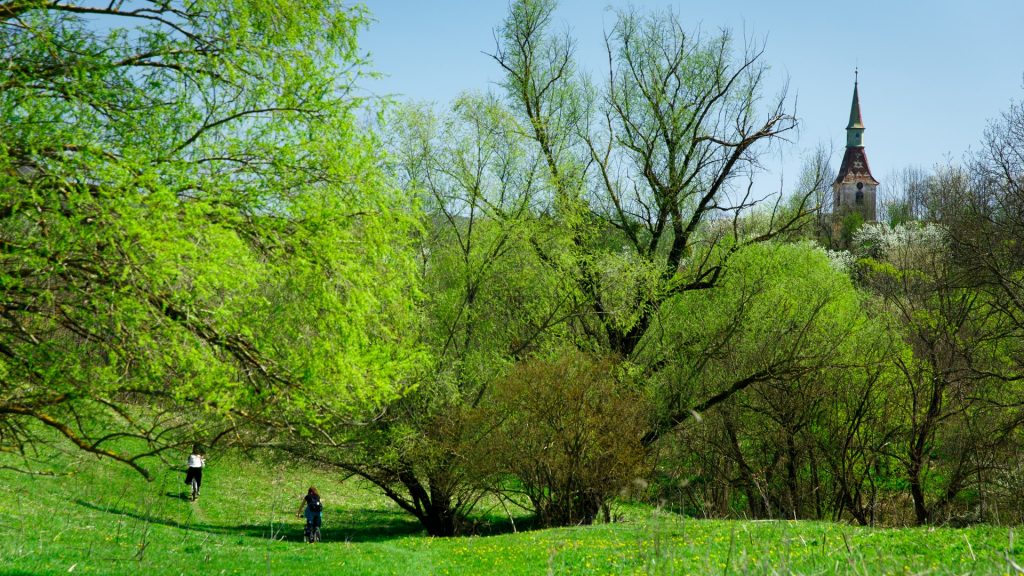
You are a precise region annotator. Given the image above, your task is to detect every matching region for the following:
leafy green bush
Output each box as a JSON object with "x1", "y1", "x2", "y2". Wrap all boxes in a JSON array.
[{"x1": 477, "y1": 350, "x2": 652, "y2": 527}]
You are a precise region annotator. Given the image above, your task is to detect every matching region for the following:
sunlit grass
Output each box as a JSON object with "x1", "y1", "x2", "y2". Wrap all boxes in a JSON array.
[{"x1": 1, "y1": 449, "x2": 1021, "y2": 574}]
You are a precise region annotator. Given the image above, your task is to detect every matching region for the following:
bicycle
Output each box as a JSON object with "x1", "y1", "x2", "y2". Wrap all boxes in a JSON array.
[
  {"x1": 298, "y1": 510, "x2": 322, "y2": 543},
  {"x1": 304, "y1": 520, "x2": 321, "y2": 543},
  {"x1": 185, "y1": 447, "x2": 205, "y2": 502},
  {"x1": 297, "y1": 487, "x2": 323, "y2": 543}
]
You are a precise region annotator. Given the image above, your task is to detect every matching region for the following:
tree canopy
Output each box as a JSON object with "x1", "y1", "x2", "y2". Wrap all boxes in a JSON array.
[
  {"x1": 0, "y1": 0, "x2": 421, "y2": 474},
  {"x1": 4, "y1": 0, "x2": 1024, "y2": 533}
]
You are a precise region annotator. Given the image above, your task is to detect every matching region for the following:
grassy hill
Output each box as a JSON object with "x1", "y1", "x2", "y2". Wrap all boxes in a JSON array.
[{"x1": 1, "y1": 449, "x2": 1021, "y2": 575}]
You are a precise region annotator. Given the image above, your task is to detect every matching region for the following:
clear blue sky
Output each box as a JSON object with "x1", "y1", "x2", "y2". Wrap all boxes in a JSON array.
[{"x1": 360, "y1": 1, "x2": 1024, "y2": 197}]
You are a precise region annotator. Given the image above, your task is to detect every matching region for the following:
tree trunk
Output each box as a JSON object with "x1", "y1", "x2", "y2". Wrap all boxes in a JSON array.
[
  {"x1": 422, "y1": 504, "x2": 458, "y2": 537},
  {"x1": 908, "y1": 458, "x2": 930, "y2": 525},
  {"x1": 399, "y1": 469, "x2": 461, "y2": 537},
  {"x1": 785, "y1": 434, "x2": 800, "y2": 519}
]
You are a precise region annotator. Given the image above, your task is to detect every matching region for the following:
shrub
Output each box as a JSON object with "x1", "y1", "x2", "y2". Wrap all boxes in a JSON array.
[{"x1": 478, "y1": 350, "x2": 652, "y2": 527}]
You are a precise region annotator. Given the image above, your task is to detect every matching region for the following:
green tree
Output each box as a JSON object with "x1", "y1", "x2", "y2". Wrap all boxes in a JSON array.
[
  {"x1": 648, "y1": 241, "x2": 894, "y2": 522},
  {"x1": 839, "y1": 212, "x2": 865, "y2": 248},
  {"x1": 909, "y1": 92, "x2": 1024, "y2": 524},
  {"x1": 854, "y1": 222, "x2": 1021, "y2": 524},
  {"x1": 491, "y1": 0, "x2": 826, "y2": 442},
  {"x1": 278, "y1": 94, "x2": 577, "y2": 536},
  {"x1": 945, "y1": 93, "x2": 1024, "y2": 357},
  {"x1": 479, "y1": 350, "x2": 651, "y2": 528},
  {"x1": 0, "y1": 1, "x2": 420, "y2": 474}
]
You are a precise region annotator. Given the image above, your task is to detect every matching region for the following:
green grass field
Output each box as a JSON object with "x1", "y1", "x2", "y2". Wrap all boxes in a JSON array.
[{"x1": 1, "y1": 449, "x2": 1022, "y2": 575}]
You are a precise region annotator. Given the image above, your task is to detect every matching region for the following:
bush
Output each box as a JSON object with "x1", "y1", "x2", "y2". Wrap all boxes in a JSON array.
[{"x1": 477, "y1": 350, "x2": 652, "y2": 527}]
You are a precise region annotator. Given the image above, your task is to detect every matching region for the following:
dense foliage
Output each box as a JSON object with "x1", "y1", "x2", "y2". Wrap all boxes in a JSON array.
[
  {"x1": 3, "y1": 0, "x2": 1023, "y2": 538},
  {"x1": 0, "y1": 0, "x2": 420, "y2": 474},
  {"x1": 479, "y1": 350, "x2": 651, "y2": 527}
]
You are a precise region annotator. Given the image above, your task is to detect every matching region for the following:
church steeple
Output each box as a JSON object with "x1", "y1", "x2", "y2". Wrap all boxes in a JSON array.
[
  {"x1": 832, "y1": 71, "x2": 878, "y2": 227},
  {"x1": 846, "y1": 71, "x2": 865, "y2": 147},
  {"x1": 833, "y1": 73, "x2": 877, "y2": 187}
]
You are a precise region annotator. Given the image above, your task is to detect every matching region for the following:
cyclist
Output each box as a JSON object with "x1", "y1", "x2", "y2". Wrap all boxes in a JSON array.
[
  {"x1": 184, "y1": 444, "x2": 205, "y2": 501},
  {"x1": 296, "y1": 486, "x2": 323, "y2": 542}
]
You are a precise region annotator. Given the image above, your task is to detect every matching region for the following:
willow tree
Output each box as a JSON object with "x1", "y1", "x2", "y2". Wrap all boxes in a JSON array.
[
  {"x1": 653, "y1": 241, "x2": 895, "y2": 522},
  {"x1": 293, "y1": 94, "x2": 577, "y2": 537},
  {"x1": 491, "y1": 0, "x2": 828, "y2": 439},
  {"x1": 0, "y1": 0, "x2": 419, "y2": 474}
]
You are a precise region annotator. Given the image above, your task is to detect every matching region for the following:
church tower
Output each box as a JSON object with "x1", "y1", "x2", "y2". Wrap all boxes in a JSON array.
[{"x1": 832, "y1": 73, "x2": 878, "y2": 225}]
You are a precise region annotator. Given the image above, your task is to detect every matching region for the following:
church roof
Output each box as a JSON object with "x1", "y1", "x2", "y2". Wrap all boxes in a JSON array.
[
  {"x1": 847, "y1": 81, "x2": 864, "y2": 130},
  {"x1": 833, "y1": 145, "x2": 878, "y2": 185}
]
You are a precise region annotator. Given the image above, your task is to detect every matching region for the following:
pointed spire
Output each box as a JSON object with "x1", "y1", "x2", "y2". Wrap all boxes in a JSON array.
[
  {"x1": 847, "y1": 70, "x2": 864, "y2": 130},
  {"x1": 845, "y1": 71, "x2": 865, "y2": 148}
]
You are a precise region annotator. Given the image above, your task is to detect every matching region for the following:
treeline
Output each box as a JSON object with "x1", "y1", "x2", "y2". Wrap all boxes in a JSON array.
[{"x1": 2, "y1": 0, "x2": 1023, "y2": 536}]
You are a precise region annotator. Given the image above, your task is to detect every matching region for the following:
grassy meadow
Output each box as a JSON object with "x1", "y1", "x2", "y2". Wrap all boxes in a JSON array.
[{"x1": 1, "y1": 450, "x2": 1022, "y2": 575}]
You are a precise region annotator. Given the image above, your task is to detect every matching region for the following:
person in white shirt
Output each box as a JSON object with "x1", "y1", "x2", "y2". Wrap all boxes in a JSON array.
[{"x1": 184, "y1": 444, "x2": 205, "y2": 500}]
